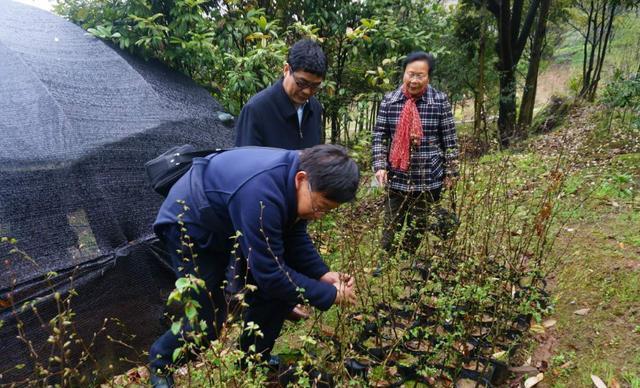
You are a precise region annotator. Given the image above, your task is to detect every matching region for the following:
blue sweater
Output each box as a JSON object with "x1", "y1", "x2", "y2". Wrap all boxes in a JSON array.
[
  {"x1": 234, "y1": 79, "x2": 322, "y2": 149},
  {"x1": 155, "y1": 147, "x2": 336, "y2": 310}
]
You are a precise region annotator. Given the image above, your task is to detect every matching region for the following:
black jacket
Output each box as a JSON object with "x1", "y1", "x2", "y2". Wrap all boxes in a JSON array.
[{"x1": 234, "y1": 79, "x2": 323, "y2": 149}]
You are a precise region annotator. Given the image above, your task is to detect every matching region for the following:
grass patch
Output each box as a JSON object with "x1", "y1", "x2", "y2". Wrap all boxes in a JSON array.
[
  {"x1": 543, "y1": 162, "x2": 639, "y2": 385},
  {"x1": 552, "y1": 29, "x2": 583, "y2": 66}
]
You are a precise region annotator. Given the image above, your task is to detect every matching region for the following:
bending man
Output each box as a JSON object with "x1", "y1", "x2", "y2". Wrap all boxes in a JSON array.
[{"x1": 148, "y1": 145, "x2": 358, "y2": 387}]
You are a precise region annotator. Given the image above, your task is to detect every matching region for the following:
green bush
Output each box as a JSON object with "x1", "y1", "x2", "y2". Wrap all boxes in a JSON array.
[
  {"x1": 601, "y1": 70, "x2": 640, "y2": 129},
  {"x1": 56, "y1": 0, "x2": 295, "y2": 115}
]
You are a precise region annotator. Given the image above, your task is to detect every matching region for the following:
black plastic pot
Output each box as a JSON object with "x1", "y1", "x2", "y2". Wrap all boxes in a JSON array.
[{"x1": 344, "y1": 358, "x2": 369, "y2": 378}]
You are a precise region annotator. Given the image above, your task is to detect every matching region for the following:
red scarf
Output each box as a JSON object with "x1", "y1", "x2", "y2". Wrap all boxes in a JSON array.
[{"x1": 389, "y1": 86, "x2": 426, "y2": 171}]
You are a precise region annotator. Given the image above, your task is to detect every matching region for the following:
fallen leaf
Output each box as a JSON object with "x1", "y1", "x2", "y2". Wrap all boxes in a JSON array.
[
  {"x1": 455, "y1": 378, "x2": 478, "y2": 388},
  {"x1": 175, "y1": 365, "x2": 188, "y2": 377},
  {"x1": 509, "y1": 365, "x2": 539, "y2": 374},
  {"x1": 492, "y1": 350, "x2": 507, "y2": 361},
  {"x1": 574, "y1": 308, "x2": 590, "y2": 316},
  {"x1": 320, "y1": 325, "x2": 335, "y2": 337},
  {"x1": 524, "y1": 372, "x2": 544, "y2": 388},
  {"x1": 559, "y1": 361, "x2": 574, "y2": 370},
  {"x1": 542, "y1": 319, "x2": 557, "y2": 328},
  {"x1": 481, "y1": 314, "x2": 494, "y2": 323},
  {"x1": 591, "y1": 375, "x2": 607, "y2": 388},
  {"x1": 530, "y1": 324, "x2": 546, "y2": 334}
]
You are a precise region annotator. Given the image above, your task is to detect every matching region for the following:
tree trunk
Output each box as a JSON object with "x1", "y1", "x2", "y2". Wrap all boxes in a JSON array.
[
  {"x1": 473, "y1": 23, "x2": 486, "y2": 139},
  {"x1": 518, "y1": 0, "x2": 551, "y2": 130},
  {"x1": 579, "y1": 0, "x2": 618, "y2": 100},
  {"x1": 583, "y1": 0, "x2": 606, "y2": 98},
  {"x1": 321, "y1": 113, "x2": 327, "y2": 143},
  {"x1": 580, "y1": 0, "x2": 596, "y2": 96},
  {"x1": 330, "y1": 111, "x2": 340, "y2": 144},
  {"x1": 586, "y1": 1, "x2": 617, "y2": 100},
  {"x1": 498, "y1": 68, "x2": 517, "y2": 147},
  {"x1": 486, "y1": 0, "x2": 540, "y2": 147},
  {"x1": 328, "y1": 38, "x2": 346, "y2": 143}
]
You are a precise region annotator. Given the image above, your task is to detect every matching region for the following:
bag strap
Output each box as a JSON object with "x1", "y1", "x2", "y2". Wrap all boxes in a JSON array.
[{"x1": 184, "y1": 148, "x2": 225, "y2": 158}]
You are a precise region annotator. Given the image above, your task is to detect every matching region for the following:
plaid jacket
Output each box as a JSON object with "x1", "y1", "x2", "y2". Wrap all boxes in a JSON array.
[{"x1": 372, "y1": 85, "x2": 459, "y2": 192}]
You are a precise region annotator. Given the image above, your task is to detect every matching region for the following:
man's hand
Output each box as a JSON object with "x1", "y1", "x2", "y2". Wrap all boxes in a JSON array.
[
  {"x1": 333, "y1": 279, "x2": 356, "y2": 306},
  {"x1": 320, "y1": 271, "x2": 354, "y2": 287},
  {"x1": 321, "y1": 272, "x2": 356, "y2": 305},
  {"x1": 375, "y1": 169, "x2": 388, "y2": 188},
  {"x1": 319, "y1": 271, "x2": 341, "y2": 285},
  {"x1": 287, "y1": 304, "x2": 310, "y2": 321}
]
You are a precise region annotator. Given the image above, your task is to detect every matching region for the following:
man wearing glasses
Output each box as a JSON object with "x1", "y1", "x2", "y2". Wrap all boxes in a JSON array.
[
  {"x1": 235, "y1": 39, "x2": 326, "y2": 149},
  {"x1": 148, "y1": 145, "x2": 358, "y2": 387},
  {"x1": 233, "y1": 39, "x2": 326, "y2": 321}
]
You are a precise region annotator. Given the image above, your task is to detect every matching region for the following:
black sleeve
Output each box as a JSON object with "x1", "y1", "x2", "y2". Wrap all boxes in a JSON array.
[{"x1": 235, "y1": 104, "x2": 264, "y2": 147}]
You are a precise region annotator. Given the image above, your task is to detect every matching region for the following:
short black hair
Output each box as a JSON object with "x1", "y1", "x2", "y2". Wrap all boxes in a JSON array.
[
  {"x1": 402, "y1": 51, "x2": 435, "y2": 77},
  {"x1": 287, "y1": 39, "x2": 328, "y2": 78},
  {"x1": 299, "y1": 145, "x2": 359, "y2": 203}
]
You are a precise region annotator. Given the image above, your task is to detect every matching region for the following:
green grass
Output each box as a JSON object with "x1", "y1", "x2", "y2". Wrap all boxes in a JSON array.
[
  {"x1": 553, "y1": 29, "x2": 583, "y2": 66},
  {"x1": 606, "y1": 13, "x2": 640, "y2": 73},
  {"x1": 553, "y1": 12, "x2": 640, "y2": 69},
  {"x1": 537, "y1": 106, "x2": 640, "y2": 386}
]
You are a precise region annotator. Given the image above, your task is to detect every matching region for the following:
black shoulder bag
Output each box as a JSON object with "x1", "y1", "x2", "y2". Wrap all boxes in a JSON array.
[{"x1": 144, "y1": 144, "x2": 226, "y2": 197}]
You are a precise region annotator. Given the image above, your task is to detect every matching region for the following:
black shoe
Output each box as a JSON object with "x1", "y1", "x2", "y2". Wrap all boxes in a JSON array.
[{"x1": 149, "y1": 371, "x2": 174, "y2": 388}]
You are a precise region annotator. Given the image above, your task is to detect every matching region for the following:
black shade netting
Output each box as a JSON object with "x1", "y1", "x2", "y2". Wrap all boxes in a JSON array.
[{"x1": 0, "y1": 0, "x2": 235, "y2": 383}]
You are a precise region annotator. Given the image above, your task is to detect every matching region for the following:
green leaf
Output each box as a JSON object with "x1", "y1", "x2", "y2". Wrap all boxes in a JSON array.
[
  {"x1": 185, "y1": 302, "x2": 198, "y2": 321},
  {"x1": 172, "y1": 347, "x2": 183, "y2": 362},
  {"x1": 258, "y1": 16, "x2": 267, "y2": 30},
  {"x1": 170, "y1": 321, "x2": 181, "y2": 335},
  {"x1": 167, "y1": 289, "x2": 181, "y2": 305},
  {"x1": 175, "y1": 277, "x2": 189, "y2": 291}
]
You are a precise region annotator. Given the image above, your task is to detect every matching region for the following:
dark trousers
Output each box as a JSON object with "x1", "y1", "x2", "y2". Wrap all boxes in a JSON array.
[
  {"x1": 148, "y1": 225, "x2": 292, "y2": 374},
  {"x1": 381, "y1": 188, "x2": 441, "y2": 256}
]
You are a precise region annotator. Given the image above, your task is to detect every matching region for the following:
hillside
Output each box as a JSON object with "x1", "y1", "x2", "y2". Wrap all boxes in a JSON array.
[{"x1": 521, "y1": 102, "x2": 639, "y2": 387}]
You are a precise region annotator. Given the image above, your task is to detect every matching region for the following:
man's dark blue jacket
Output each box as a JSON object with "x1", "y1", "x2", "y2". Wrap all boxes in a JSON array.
[
  {"x1": 234, "y1": 79, "x2": 322, "y2": 149},
  {"x1": 155, "y1": 147, "x2": 337, "y2": 310}
]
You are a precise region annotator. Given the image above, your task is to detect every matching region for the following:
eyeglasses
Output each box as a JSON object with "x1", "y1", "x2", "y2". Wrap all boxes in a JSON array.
[
  {"x1": 307, "y1": 182, "x2": 330, "y2": 216},
  {"x1": 405, "y1": 72, "x2": 428, "y2": 81},
  {"x1": 291, "y1": 71, "x2": 323, "y2": 91}
]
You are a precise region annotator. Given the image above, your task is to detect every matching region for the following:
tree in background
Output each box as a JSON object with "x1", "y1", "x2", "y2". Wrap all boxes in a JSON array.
[
  {"x1": 56, "y1": 0, "x2": 302, "y2": 114},
  {"x1": 566, "y1": 0, "x2": 640, "y2": 101},
  {"x1": 448, "y1": 0, "x2": 500, "y2": 151},
  {"x1": 518, "y1": 0, "x2": 552, "y2": 129},
  {"x1": 481, "y1": 0, "x2": 542, "y2": 146},
  {"x1": 56, "y1": 0, "x2": 560, "y2": 149},
  {"x1": 300, "y1": 0, "x2": 375, "y2": 143}
]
